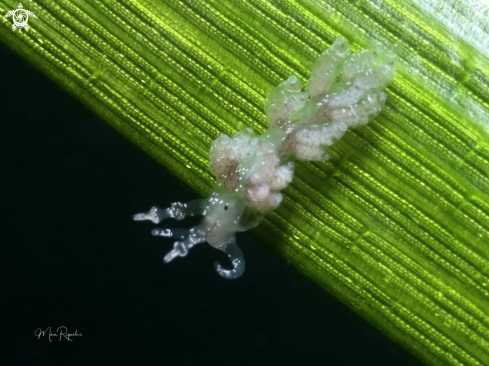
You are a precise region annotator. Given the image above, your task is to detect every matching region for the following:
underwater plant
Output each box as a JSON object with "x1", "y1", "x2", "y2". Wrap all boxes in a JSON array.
[
  {"x1": 134, "y1": 38, "x2": 397, "y2": 279},
  {"x1": 5, "y1": 0, "x2": 489, "y2": 363}
]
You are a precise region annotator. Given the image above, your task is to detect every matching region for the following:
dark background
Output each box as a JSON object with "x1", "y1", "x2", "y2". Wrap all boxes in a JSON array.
[{"x1": 0, "y1": 41, "x2": 422, "y2": 366}]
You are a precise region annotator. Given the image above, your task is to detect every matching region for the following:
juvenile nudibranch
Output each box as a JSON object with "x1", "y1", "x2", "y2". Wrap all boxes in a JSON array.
[{"x1": 134, "y1": 38, "x2": 397, "y2": 279}]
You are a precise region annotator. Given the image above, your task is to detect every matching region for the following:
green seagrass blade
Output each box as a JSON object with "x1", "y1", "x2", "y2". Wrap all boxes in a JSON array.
[{"x1": 1, "y1": 1, "x2": 489, "y2": 364}]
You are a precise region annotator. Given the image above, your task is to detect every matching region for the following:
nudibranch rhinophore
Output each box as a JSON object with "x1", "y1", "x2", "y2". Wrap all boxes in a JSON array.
[{"x1": 134, "y1": 38, "x2": 397, "y2": 279}]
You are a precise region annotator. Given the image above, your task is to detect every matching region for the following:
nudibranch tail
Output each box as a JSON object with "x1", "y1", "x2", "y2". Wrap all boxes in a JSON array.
[
  {"x1": 134, "y1": 38, "x2": 397, "y2": 279},
  {"x1": 307, "y1": 37, "x2": 351, "y2": 102}
]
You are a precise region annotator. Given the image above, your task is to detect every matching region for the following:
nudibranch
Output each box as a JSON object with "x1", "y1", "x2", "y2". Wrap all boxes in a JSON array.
[{"x1": 134, "y1": 38, "x2": 397, "y2": 279}]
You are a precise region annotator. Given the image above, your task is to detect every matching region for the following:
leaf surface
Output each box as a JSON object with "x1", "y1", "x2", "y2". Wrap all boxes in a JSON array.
[{"x1": 2, "y1": 1, "x2": 489, "y2": 364}]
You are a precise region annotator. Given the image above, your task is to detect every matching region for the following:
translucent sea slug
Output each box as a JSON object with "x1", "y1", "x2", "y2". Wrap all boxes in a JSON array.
[{"x1": 134, "y1": 38, "x2": 397, "y2": 279}]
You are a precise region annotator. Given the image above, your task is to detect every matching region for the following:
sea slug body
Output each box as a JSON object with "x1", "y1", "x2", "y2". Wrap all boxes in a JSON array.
[{"x1": 134, "y1": 38, "x2": 397, "y2": 279}]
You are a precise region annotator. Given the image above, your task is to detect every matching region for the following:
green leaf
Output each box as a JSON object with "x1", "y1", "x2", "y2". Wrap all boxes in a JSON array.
[{"x1": 2, "y1": 1, "x2": 489, "y2": 364}]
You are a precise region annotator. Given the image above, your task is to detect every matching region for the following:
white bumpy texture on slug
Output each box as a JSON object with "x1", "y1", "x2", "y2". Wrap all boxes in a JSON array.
[{"x1": 134, "y1": 38, "x2": 397, "y2": 279}]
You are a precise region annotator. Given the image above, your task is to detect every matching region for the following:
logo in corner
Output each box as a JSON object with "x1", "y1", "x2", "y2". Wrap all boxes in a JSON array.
[{"x1": 3, "y1": 3, "x2": 38, "y2": 32}]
